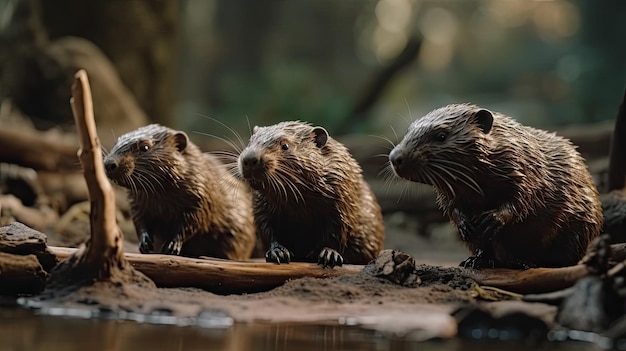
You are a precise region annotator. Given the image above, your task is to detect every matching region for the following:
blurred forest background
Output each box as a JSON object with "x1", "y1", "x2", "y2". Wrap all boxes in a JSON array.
[
  {"x1": 1, "y1": 0, "x2": 624, "y2": 140},
  {"x1": 0, "y1": 0, "x2": 625, "y2": 257}
]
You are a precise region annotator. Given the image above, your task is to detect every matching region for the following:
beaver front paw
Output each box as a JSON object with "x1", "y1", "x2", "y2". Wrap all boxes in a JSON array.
[
  {"x1": 138, "y1": 231, "x2": 154, "y2": 254},
  {"x1": 460, "y1": 256, "x2": 495, "y2": 269},
  {"x1": 460, "y1": 249, "x2": 496, "y2": 269},
  {"x1": 266, "y1": 242, "x2": 293, "y2": 264},
  {"x1": 161, "y1": 236, "x2": 183, "y2": 255},
  {"x1": 318, "y1": 247, "x2": 344, "y2": 268},
  {"x1": 475, "y1": 211, "x2": 505, "y2": 238}
]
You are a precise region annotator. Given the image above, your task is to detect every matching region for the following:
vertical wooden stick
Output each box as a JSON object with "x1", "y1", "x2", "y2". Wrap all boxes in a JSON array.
[{"x1": 69, "y1": 69, "x2": 123, "y2": 272}]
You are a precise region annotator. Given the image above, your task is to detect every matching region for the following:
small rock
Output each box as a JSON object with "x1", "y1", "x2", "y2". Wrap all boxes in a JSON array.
[
  {"x1": 0, "y1": 222, "x2": 57, "y2": 271},
  {"x1": 364, "y1": 249, "x2": 421, "y2": 287}
]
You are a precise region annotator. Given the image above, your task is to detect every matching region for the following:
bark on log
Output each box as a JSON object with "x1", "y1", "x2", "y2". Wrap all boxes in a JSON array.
[
  {"x1": 49, "y1": 246, "x2": 361, "y2": 294},
  {"x1": 468, "y1": 266, "x2": 589, "y2": 295},
  {"x1": 9, "y1": 242, "x2": 626, "y2": 295},
  {"x1": 34, "y1": 246, "x2": 592, "y2": 295}
]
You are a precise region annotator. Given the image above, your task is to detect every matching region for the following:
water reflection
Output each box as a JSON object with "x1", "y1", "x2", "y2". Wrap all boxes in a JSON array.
[{"x1": 0, "y1": 305, "x2": 594, "y2": 351}]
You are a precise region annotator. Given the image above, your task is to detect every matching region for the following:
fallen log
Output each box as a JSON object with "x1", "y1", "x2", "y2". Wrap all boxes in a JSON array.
[
  {"x1": 468, "y1": 265, "x2": 589, "y2": 295},
  {"x1": 49, "y1": 246, "x2": 361, "y2": 293},
  {"x1": 44, "y1": 246, "x2": 595, "y2": 295},
  {"x1": 0, "y1": 238, "x2": 607, "y2": 295}
]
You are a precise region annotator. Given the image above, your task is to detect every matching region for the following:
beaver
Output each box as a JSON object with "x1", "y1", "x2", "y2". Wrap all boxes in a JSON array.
[
  {"x1": 237, "y1": 121, "x2": 385, "y2": 267},
  {"x1": 389, "y1": 103, "x2": 603, "y2": 269},
  {"x1": 103, "y1": 124, "x2": 256, "y2": 260}
]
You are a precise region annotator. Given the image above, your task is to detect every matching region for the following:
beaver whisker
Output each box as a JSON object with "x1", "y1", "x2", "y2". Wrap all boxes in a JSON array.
[
  {"x1": 194, "y1": 131, "x2": 243, "y2": 155},
  {"x1": 124, "y1": 173, "x2": 139, "y2": 195},
  {"x1": 437, "y1": 158, "x2": 478, "y2": 174},
  {"x1": 275, "y1": 164, "x2": 313, "y2": 193},
  {"x1": 195, "y1": 114, "x2": 247, "y2": 152},
  {"x1": 397, "y1": 181, "x2": 410, "y2": 204},
  {"x1": 131, "y1": 170, "x2": 157, "y2": 196},
  {"x1": 208, "y1": 151, "x2": 240, "y2": 165},
  {"x1": 430, "y1": 163, "x2": 484, "y2": 196},
  {"x1": 134, "y1": 168, "x2": 164, "y2": 195},
  {"x1": 378, "y1": 162, "x2": 396, "y2": 181},
  {"x1": 428, "y1": 168, "x2": 456, "y2": 199},
  {"x1": 379, "y1": 162, "x2": 400, "y2": 196},
  {"x1": 279, "y1": 172, "x2": 304, "y2": 205},
  {"x1": 268, "y1": 172, "x2": 288, "y2": 204},
  {"x1": 134, "y1": 161, "x2": 168, "y2": 189},
  {"x1": 368, "y1": 134, "x2": 396, "y2": 149},
  {"x1": 278, "y1": 171, "x2": 306, "y2": 204},
  {"x1": 390, "y1": 124, "x2": 401, "y2": 145}
]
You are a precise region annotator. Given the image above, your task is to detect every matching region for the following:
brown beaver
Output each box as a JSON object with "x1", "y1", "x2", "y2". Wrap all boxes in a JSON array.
[
  {"x1": 237, "y1": 121, "x2": 385, "y2": 267},
  {"x1": 104, "y1": 124, "x2": 256, "y2": 260},
  {"x1": 389, "y1": 103, "x2": 603, "y2": 269}
]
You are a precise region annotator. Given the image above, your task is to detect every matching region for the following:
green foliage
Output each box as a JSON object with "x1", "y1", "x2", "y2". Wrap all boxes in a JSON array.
[{"x1": 215, "y1": 63, "x2": 351, "y2": 132}]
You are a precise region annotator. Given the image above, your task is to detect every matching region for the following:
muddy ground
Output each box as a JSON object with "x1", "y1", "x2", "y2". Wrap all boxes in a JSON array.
[{"x1": 31, "y1": 218, "x2": 557, "y2": 339}]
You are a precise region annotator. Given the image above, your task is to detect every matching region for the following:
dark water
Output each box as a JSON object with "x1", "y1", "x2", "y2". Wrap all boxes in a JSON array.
[{"x1": 0, "y1": 304, "x2": 600, "y2": 351}]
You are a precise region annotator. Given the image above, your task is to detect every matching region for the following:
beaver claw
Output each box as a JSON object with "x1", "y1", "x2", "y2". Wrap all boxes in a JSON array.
[
  {"x1": 161, "y1": 237, "x2": 183, "y2": 255},
  {"x1": 460, "y1": 254, "x2": 495, "y2": 269},
  {"x1": 266, "y1": 242, "x2": 293, "y2": 264},
  {"x1": 139, "y1": 231, "x2": 154, "y2": 254},
  {"x1": 318, "y1": 247, "x2": 344, "y2": 268}
]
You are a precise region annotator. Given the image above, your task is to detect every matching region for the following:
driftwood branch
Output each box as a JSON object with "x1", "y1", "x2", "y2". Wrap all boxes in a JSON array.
[
  {"x1": 30, "y1": 70, "x2": 153, "y2": 300},
  {"x1": 70, "y1": 70, "x2": 121, "y2": 266}
]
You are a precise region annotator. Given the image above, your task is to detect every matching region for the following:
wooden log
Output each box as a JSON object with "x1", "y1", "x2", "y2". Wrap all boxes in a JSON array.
[
  {"x1": 467, "y1": 265, "x2": 589, "y2": 295},
  {"x1": 46, "y1": 246, "x2": 587, "y2": 295},
  {"x1": 49, "y1": 246, "x2": 361, "y2": 293},
  {"x1": 8, "y1": 242, "x2": 626, "y2": 295}
]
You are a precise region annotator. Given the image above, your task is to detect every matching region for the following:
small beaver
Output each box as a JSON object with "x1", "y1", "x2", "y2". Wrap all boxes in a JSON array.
[
  {"x1": 389, "y1": 104, "x2": 603, "y2": 269},
  {"x1": 104, "y1": 124, "x2": 256, "y2": 260},
  {"x1": 237, "y1": 121, "x2": 385, "y2": 267}
]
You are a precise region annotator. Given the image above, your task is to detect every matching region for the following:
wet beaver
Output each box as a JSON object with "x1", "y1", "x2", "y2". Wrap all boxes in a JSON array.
[
  {"x1": 237, "y1": 121, "x2": 385, "y2": 267},
  {"x1": 389, "y1": 103, "x2": 603, "y2": 269},
  {"x1": 104, "y1": 124, "x2": 256, "y2": 260}
]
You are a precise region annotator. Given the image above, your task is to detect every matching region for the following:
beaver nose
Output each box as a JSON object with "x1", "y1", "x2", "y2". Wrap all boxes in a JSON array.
[
  {"x1": 389, "y1": 148, "x2": 404, "y2": 168},
  {"x1": 239, "y1": 150, "x2": 264, "y2": 178},
  {"x1": 103, "y1": 157, "x2": 119, "y2": 178}
]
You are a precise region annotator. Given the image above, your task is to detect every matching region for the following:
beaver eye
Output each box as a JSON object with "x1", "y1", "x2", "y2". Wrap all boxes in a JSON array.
[
  {"x1": 138, "y1": 143, "x2": 150, "y2": 152},
  {"x1": 435, "y1": 132, "x2": 447, "y2": 142},
  {"x1": 281, "y1": 143, "x2": 289, "y2": 151}
]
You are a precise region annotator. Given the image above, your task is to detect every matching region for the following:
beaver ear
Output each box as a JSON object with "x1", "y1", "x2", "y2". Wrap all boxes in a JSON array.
[
  {"x1": 471, "y1": 109, "x2": 493, "y2": 134},
  {"x1": 253, "y1": 126, "x2": 259, "y2": 134},
  {"x1": 312, "y1": 127, "x2": 328, "y2": 148},
  {"x1": 173, "y1": 132, "x2": 188, "y2": 152}
]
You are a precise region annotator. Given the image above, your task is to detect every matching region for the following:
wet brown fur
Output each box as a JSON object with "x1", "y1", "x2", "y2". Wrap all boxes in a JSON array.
[
  {"x1": 237, "y1": 121, "x2": 384, "y2": 266},
  {"x1": 390, "y1": 104, "x2": 603, "y2": 268},
  {"x1": 104, "y1": 124, "x2": 256, "y2": 260}
]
